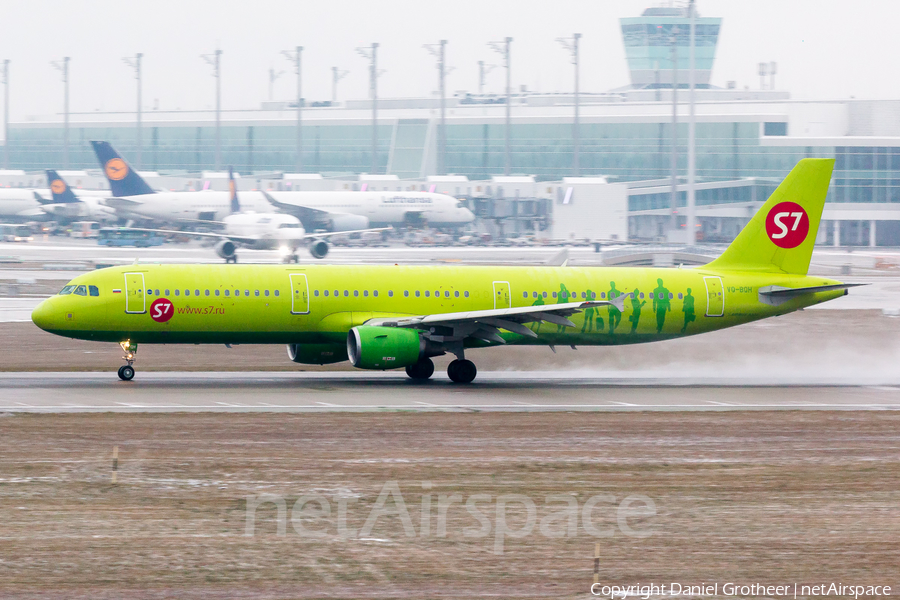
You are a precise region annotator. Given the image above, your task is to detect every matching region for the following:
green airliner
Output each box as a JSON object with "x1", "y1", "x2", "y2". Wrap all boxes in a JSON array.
[{"x1": 32, "y1": 159, "x2": 857, "y2": 383}]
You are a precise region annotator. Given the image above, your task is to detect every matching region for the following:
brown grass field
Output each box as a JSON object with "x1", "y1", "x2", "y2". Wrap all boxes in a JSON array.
[{"x1": 0, "y1": 411, "x2": 897, "y2": 599}]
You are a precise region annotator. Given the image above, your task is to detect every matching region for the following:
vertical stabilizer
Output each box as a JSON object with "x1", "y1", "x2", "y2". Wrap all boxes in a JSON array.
[
  {"x1": 45, "y1": 170, "x2": 79, "y2": 204},
  {"x1": 705, "y1": 158, "x2": 834, "y2": 275},
  {"x1": 90, "y1": 141, "x2": 155, "y2": 197},
  {"x1": 228, "y1": 167, "x2": 240, "y2": 214}
]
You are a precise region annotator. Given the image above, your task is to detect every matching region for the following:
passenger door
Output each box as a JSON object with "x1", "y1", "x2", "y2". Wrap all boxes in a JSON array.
[
  {"x1": 704, "y1": 276, "x2": 724, "y2": 317},
  {"x1": 492, "y1": 281, "x2": 511, "y2": 309},
  {"x1": 290, "y1": 273, "x2": 310, "y2": 315},
  {"x1": 124, "y1": 272, "x2": 146, "y2": 314}
]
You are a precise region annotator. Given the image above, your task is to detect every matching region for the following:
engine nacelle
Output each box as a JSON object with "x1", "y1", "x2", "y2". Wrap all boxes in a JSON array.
[
  {"x1": 329, "y1": 213, "x2": 369, "y2": 231},
  {"x1": 347, "y1": 326, "x2": 423, "y2": 370},
  {"x1": 308, "y1": 239, "x2": 329, "y2": 259},
  {"x1": 215, "y1": 239, "x2": 237, "y2": 260},
  {"x1": 287, "y1": 343, "x2": 348, "y2": 365}
]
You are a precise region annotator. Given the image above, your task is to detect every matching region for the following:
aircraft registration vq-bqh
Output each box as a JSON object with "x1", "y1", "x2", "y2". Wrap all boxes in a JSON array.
[{"x1": 32, "y1": 159, "x2": 858, "y2": 383}]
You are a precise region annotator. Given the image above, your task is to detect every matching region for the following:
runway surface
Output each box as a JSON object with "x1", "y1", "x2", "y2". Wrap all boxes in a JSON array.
[{"x1": 2, "y1": 371, "x2": 899, "y2": 412}]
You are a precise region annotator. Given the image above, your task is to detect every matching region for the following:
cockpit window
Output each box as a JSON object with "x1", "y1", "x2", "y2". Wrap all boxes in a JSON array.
[
  {"x1": 89, "y1": 285, "x2": 99, "y2": 297},
  {"x1": 74, "y1": 285, "x2": 87, "y2": 296},
  {"x1": 59, "y1": 285, "x2": 75, "y2": 295}
]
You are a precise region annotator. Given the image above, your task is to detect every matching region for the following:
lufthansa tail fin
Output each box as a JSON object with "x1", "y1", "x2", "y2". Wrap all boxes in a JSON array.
[
  {"x1": 45, "y1": 170, "x2": 79, "y2": 204},
  {"x1": 89, "y1": 141, "x2": 155, "y2": 197},
  {"x1": 228, "y1": 167, "x2": 240, "y2": 214},
  {"x1": 705, "y1": 158, "x2": 834, "y2": 275}
]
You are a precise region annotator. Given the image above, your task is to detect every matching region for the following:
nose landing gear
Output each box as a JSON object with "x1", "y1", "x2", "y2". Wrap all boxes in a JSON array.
[{"x1": 118, "y1": 341, "x2": 138, "y2": 381}]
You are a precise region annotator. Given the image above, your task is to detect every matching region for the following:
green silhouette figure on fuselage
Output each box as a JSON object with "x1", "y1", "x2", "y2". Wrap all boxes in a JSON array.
[
  {"x1": 607, "y1": 282, "x2": 622, "y2": 334},
  {"x1": 681, "y1": 288, "x2": 696, "y2": 333},
  {"x1": 628, "y1": 288, "x2": 646, "y2": 334},
  {"x1": 652, "y1": 278, "x2": 671, "y2": 333},
  {"x1": 531, "y1": 293, "x2": 545, "y2": 334},
  {"x1": 556, "y1": 284, "x2": 571, "y2": 332},
  {"x1": 581, "y1": 289, "x2": 602, "y2": 333}
]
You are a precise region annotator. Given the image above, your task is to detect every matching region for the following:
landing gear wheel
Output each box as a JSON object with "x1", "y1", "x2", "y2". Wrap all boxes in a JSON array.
[
  {"x1": 118, "y1": 365, "x2": 135, "y2": 381},
  {"x1": 447, "y1": 359, "x2": 476, "y2": 384},
  {"x1": 405, "y1": 357, "x2": 435, "y2": 380}
]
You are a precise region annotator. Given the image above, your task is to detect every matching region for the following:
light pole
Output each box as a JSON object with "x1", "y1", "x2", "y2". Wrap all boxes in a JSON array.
[
  {"x1": 478, "y1": 61, "x2": 496, "y2": 95},
  {"x1": 557, "y1": 33, "x2": 581, "y2": 176},
  {"x1": 201, "y1": 48, "x2": 222, "y2": 170},
  {"x1": 488, "y1": 37, "x2": 512, "y2": 175},
  {"x1": 51, "y1": 57, "x2": 70, "y2": 168},
  {"x1": 282, "y1": 46, "x2": 303, "y2": 173},
  {"x1": 2, "y1": 60, "x2": 8, "y2": 169},
  {"x1": 332, "y1": 67, "x2": 349, "y2": 103},
  {"x1": 686, "y1": 0, "x2": 696, "y2": 246},
  {"x1": 123, "y1": 53, "x2": 143, "y2": 169},
  {"x1": 356, "y1": 43, "x2": 381, "y2": 174},
  {"x1": 425, "y1": 40, "x2": 448, "y2": 176},
  {"x1": 669, "y1": 27, "x2": 679, "y2": 236}
]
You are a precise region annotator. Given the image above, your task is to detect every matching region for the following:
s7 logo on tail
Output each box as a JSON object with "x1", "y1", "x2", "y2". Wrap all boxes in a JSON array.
[{"x1": 765, "y1": 202, "x2": 809, "y2": 249}]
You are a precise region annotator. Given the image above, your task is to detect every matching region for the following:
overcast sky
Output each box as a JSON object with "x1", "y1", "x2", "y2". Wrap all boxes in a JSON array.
[{"x1": 2, "y1": 0, "x2": 898, "y2": 121}]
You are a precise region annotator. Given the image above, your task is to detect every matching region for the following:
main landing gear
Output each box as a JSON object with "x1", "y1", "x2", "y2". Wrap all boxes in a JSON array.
[
  {"x1": 404, "y1": 356, "x2": 477, "y2": 383},
  {"x1": 282, "y1": 254, "x2": 300, "y2": 264},
  {"x1": 118, "y1": 341, "x2": 137, "y2": 381},
  {"x1": 447, "y1": 359, "x2": 477, "y2": 384},
  {"x1": 405, "y1": 357, "x2": 435, "y2": 380}
]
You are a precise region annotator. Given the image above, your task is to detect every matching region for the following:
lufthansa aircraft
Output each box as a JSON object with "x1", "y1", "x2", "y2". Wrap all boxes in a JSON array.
[
  {"x1": 36, "y1": 170, "x2": 118, "y2": 222},
  {"x1": 91, "y1": 141, "x2": 475, "y2": 230},
  {"x1": 32, "y1": 159, "x2": 857, "y2": 383}
]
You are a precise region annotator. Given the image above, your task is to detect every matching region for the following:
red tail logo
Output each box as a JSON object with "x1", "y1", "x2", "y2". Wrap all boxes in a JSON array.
[{"x1": 765, "y1": 202, "x2": 809, "y2": 249}]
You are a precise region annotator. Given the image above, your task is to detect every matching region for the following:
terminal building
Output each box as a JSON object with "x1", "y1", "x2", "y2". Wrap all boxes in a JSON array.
[{"x1": 4, "y1": 4, "x2": 900, "y2": 245}]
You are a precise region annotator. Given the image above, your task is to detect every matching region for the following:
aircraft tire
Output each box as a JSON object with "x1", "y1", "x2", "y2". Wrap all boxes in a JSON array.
[
  {"x1": 118, "y1": 365, "x2": 135, "y2": 381},
  {"x1": 447, "y1": 359, "x2": 476, "y2": 384},
  {"x1": 405, "y1": 357, "x2": 435, "y2": 380}
]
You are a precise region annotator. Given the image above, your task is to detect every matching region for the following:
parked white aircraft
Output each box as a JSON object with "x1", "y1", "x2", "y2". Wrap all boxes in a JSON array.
[
  {"x1": 35, "y1": 170, "x2": 118, "y2": 222},
  {"x1": 91, "y1": 141, "x2": 475, "y2": 230},
  {"x1": 126, "y1": 168, "x2": 388, "y2": 263}
]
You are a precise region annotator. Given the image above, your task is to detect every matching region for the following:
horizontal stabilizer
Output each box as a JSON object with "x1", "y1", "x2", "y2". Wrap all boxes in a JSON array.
[{"x1": 758, "y1": 283, "x2": 864, "y2": 306}]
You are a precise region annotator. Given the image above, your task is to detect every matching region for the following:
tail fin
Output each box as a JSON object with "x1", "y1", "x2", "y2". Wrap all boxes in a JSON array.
[
  {"x1": 705, "y1": 158, "x2": 834, "y2": 275},
  {"x1": 228, "y1": 167, "x2": 240, "y2": 213},
  {"x1": 45, "y1": 170, "x2": 79, "y2": 204},
  {"x1": 89, "y1": 141, "x2": 155, "y2": 197}
]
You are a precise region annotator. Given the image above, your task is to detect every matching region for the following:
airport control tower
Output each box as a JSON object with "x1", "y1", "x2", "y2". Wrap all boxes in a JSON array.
[{"x1": 620, "y1": 4, "x2": 721, "y2": 88}]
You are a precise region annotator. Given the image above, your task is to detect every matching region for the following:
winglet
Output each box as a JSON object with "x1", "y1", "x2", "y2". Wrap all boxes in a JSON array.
[
  {"x1": 45, "y1": 170, "x2": 79, "y2": 204},
  {"x1": 90, "y1": 141, "x2": 155, "y2": 197}
]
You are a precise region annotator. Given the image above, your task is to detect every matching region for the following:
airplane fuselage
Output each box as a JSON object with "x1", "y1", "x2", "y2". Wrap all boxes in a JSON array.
[{"x1": 32, "y1": 263, "x2": 845, "y2": 346}]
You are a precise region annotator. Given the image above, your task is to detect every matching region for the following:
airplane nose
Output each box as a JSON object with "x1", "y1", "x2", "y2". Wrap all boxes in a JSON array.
[{"x1": 31, "y1": 298, "x2": 58, "y2": 332}]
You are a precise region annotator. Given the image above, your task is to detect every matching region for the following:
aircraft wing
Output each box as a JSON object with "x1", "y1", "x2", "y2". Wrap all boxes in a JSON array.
[
  {"x1": 365, "y1": 298, "x2": 624, "y2": 344},
  {"x1": 114, "y1": 227, "x2": 258, "y2": 245},
  {"x1": 104, "y1": 197, "x2": 144, "y2": 208},
  {"x1": 261, "y1": 191, "x2": 335, "y2": 220},
  {"x1": 304, "y1": 226, "x2": 392, "y2": 240}
]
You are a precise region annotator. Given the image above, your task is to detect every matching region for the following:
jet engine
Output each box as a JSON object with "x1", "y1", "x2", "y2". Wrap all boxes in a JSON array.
[
  {"x1": 347, "y1": 326, "x2": 429, "y2": 370},
  {"x1": 328, "y1": 214, "x2": 369, "y2": 231},
  {"x1": 308, "y1": 239, "x2": 329, "y2": 259},
  {"x1": 287, "y1": 343, "x2": 348, "y2": 365},
  {"x1": 215, "y1": 239, "x2": 237, "y2": 262}
]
